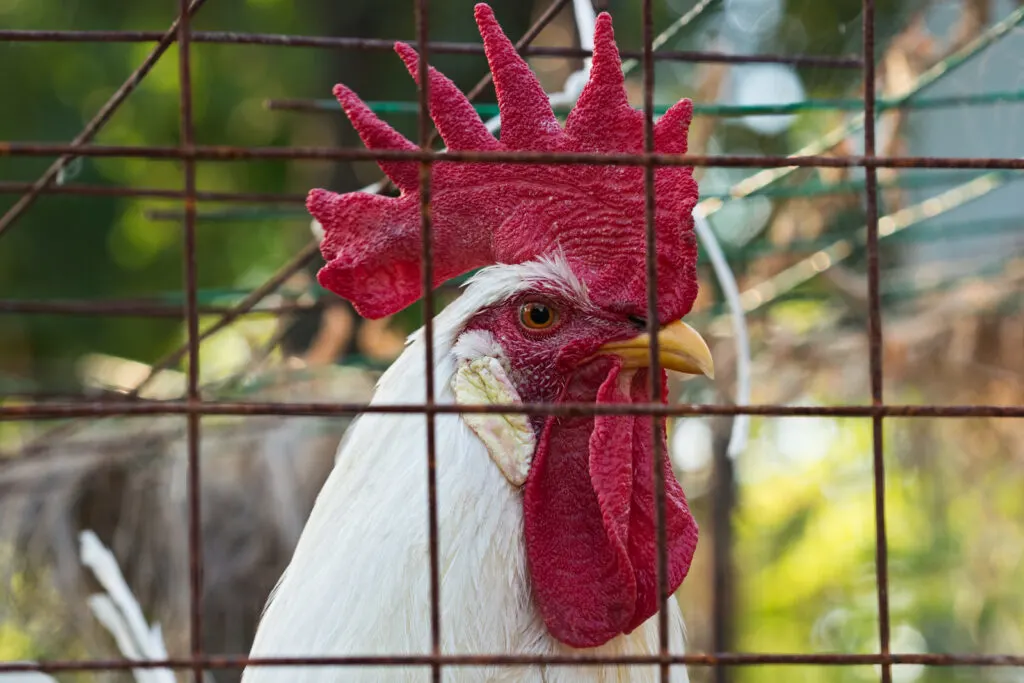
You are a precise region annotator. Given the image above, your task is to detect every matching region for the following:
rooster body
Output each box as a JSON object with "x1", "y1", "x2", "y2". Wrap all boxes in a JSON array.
[
  {"x1": 245, "y1": 6, "x2": 710, "y2": 682},
  {"x1": 245, "y1": 262, "x2": 689, "y2": 683}
]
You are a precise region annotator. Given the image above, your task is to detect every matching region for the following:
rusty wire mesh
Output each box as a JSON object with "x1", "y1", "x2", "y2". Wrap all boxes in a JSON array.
[{"x1": 0, "y1": 0, "x2": 1022, "y2": 681}]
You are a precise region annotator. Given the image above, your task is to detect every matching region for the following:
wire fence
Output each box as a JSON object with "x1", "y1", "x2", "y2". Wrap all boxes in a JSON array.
[{"x1": 1, "y1": 0, "x2": 1022, "y2": 681}]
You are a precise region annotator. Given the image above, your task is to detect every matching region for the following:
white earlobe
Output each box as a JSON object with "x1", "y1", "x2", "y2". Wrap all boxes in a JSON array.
[{"x1": 451, "y1": 355, "x2": 535, "y2": 487}]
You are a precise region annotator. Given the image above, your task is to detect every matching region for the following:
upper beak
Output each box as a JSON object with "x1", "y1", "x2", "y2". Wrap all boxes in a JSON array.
[{"x1": 595, "y1": 320, "x2": 715, "y2": 379}]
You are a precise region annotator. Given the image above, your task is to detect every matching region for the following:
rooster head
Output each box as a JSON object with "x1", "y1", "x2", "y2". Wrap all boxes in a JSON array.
[{"x1": 308, "y1": 3, "x2": 710, "y2": 651}]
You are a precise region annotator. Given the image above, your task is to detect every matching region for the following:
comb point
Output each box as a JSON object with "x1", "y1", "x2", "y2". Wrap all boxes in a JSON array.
[
  {"x1": 394, "y1": 36, "x2": 498, "y2": 151},
  {"x1": 330, "y1": 84, "x2": 419, "y2": 192},
  {"x1": 565, "y1": 8, "x2": 635, "y2": 150},
  {"x1": 474, "y1": 2, "x2": 561, "y2": 148},
  {"x1": 394, "y1": 42, "x2": 418, "y2": 75}
]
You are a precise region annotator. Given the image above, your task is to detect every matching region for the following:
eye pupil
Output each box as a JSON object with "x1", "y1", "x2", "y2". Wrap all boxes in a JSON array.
[{"x1": 520, "y1": 302, "x2": 557, "y2": 330}]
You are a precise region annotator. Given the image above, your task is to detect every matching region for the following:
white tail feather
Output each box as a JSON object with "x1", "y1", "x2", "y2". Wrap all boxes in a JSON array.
[
  {"x1": 78, "y1": 530, "x2": 175, "y2": 683},
  {"x1": 0, "y1": 532, "x2": 173, "y2": 683}
]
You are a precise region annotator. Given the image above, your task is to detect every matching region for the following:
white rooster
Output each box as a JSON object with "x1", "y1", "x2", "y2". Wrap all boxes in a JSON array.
[{"x1": 243, "y1": 4, "x2": 713, "y2": 682}]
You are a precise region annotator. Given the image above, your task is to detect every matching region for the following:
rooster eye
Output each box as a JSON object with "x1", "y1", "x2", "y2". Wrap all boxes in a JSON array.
[{"x1": 519, "y1": 302, "x2": 558, "y2": 331}]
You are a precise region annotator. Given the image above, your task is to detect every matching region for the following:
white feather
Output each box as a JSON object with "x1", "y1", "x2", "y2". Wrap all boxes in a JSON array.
[
  {"x1": 0, "y1": 674, "x2": 57, "y2": 683},
  {"x1": 243, "y1": 257, "x2": 690, "y2": 683},
  {"x1": 78, "y1": 530, "x2": 175, "y2": 683},
  {"x1": 1, "y1": 533, "x2": 175, "y2": 683}
]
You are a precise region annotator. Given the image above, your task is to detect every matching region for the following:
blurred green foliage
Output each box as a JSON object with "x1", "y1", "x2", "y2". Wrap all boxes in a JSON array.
[{"x1": 723, "y1": 415, "x2": 1024, "y2": 683}]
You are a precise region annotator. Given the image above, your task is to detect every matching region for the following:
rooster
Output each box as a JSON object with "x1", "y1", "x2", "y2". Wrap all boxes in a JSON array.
[{"x1": 243, "y1": 5, "x2": 713, "y2": 682}]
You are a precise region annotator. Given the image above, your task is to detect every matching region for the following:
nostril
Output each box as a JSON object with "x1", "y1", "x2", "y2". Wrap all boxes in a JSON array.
[{"x1": 626, "y1": 315, "x2": 647, "y2": 330}]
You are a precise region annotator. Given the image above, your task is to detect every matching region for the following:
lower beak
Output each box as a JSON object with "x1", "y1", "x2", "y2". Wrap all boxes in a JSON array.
[{"x1": 596, "y1": 320, "x2": 715, "y2": 379}]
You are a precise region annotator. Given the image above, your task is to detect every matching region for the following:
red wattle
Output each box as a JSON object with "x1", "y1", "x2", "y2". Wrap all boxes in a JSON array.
[
  {"x1": 523, "y1": 360, "x2": 699, "y2": 648},
  {"x1": 522, "y1": 361, "x2": 636, "y2": 648},
  {"x1": 608, "y1": 368, "x2": 699, "y2": 633}
]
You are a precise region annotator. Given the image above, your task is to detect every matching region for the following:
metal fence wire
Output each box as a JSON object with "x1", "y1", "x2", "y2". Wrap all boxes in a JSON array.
[{"x1": 1, "y1": 0, "x2": 1022, "y2": 682}]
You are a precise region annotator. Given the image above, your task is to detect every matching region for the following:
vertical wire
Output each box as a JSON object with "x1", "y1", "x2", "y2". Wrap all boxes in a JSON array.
[
  {"x1": 414, "y1": 1, "x2": 441, "y2": 681},
  {"x1": 177, "y1": 5, "x2": 203, "y2": 682},
  {"x1": 176, "y1": 0, "x2": 203, "y2": 679},
  {"x1": 641, "y1": 1, "x2": 669, "y2": 682},
  {"x1": 862, "y1": 1, "x2": 892, "y2": 682}
]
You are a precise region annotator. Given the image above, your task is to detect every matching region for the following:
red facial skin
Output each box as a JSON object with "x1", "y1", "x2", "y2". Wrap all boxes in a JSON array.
[
  {"x1": 461, "y1": 287, "x2": 699, "y2": 649},
  {"x1": 462, "y1": 288, "x2": 645, "y2": 411}
]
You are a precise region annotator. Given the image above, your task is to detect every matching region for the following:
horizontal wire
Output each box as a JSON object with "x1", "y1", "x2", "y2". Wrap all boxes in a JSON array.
[
  {"x1": 0, "y1": 299, "x2": 319, "y2": 317},
  {"x1": 138, "y1": 171, "x2": 1010, "y2": 221},
  {"x1": 0, "y1": 29, "x2": 863, "y2": 68},
  {"x1": 2, "y1": 252, "x2": 1013, "y2": 323},
  {"x1": 0, "y1": 181, "x2": 306, "y2": 203},
  {"x1": 1, "y1": 257, "x2": 1010, "y2": 324},
  {"x1": 1, "y1": 652, "x2": 1023, "y2": 672},
  {"x1": 146, "y1": 212, "x2": 1024, "y2": 250},
  {"x1": 3, "y1": 142, "x2": 1024, "y2": 169},
  {"x1": 0, "y1": 169, "x2": 998, "y2": 208},
  {"x1": 1, "y1": 401, "x2": 1021, "y2": 420},
  {"x1": 266, "y1": 87, "x2": 1024, "y2": 118}
]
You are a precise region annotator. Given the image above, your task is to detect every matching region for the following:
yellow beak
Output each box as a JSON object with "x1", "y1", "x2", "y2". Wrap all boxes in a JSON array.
[{"x1": 595, "y1": 320, "x2": 715, "y2": 379}]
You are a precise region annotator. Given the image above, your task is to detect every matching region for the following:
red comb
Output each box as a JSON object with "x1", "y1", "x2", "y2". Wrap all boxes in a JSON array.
[{"x1": 309, "y1": 3, "x2": 699, "y2": 321}]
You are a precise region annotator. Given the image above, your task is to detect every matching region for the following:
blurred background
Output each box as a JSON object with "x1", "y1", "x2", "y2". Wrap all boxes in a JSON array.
[{"x1": 1, "y1": 0, "x2": 1023, "y2": 682}]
